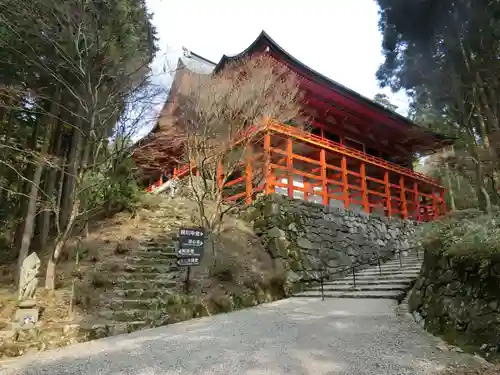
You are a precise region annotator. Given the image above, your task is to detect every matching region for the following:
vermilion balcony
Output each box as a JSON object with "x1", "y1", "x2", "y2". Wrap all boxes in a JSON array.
[{"x1": 149, "y1": 121, "x2": 446, "y2": 222}]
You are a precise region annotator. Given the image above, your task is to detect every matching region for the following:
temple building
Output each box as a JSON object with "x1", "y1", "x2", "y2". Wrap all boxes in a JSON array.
[{"x1": 133, "y1": 31, "x2": 453, "y2": 221}]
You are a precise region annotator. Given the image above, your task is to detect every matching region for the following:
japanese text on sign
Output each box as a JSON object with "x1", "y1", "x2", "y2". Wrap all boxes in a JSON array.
[
  {"x1": 179, "y1": 229, "x2": 204, "y2": 237},
  {"x1": 177, "y1": 257, "x2": 200, "y2": 266},
  {"x1": 177, "y1": 227, "x2": 205, "y2": 267},
  {"x1": 185, "y1": 239, "x2": 203, "y2": 246},
  {"x1": 178, "y1": 248, "x2": 195, "y2": 256}
]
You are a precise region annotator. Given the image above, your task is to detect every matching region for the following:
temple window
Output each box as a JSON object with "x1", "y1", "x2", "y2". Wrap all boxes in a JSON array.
[{"x1": 344, "y1": 137, "x2": 365, "y2": 153}]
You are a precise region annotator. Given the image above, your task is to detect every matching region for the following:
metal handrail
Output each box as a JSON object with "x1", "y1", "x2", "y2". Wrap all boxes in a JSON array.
[{"x1": 298, "y1": 245, "x2": 421, "y2": 301}]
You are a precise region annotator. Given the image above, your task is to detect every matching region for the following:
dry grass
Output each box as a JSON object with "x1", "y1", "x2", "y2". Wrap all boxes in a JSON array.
[
  {"x1": 439, "y1": 365, "x2": 500, "y2": 375},
  {"x1": 0, "y1": 194, "x2": 277, "y2": 337}
]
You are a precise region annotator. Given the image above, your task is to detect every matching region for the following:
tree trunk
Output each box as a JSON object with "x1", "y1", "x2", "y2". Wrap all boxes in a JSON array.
[
  {"x1": 444, "y1": 162, "x2": 456, "y2": 211},
  {"x1": 39, "y1": 118, "x2": 63, "y2": 249},
  {"x1": 45, "y1": 257, "x2": 56, "y2": 291},
  {"x1": 17, "y1": 105, "x2": 54, "y2": 285},
  {"x1": 45, "y1": 200, "x2": 79, "y2": 290},
  {"x1": 38, "y1": 169, "x2": 53, "y2": 250},
  {"x1": 475, "y1": 72, "x2": 499, "y2": 133},
  {"x1": 17, "y1": 163, "x2": 45, "y2": 280},
  {"x1": 0, "y1": 101, "x2": 15, "y2": 205},
  {"x1": 60, "y1": 120, "x2": 82, "y2": 230},
  {"x1": 475, "y1": 160, "x2": 492, "y2": 213},
  {"x1": 45, "y1": 122, "x2": 91, "y2": 290},
  {"x1": 12, "y1": 110, "x2": 39, "y2": 255}
]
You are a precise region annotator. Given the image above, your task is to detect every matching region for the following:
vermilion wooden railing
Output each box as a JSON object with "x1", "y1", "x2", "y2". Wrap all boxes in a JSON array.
[{"x1": 146, "y1": 121, "x2": 446, "y2": 221}]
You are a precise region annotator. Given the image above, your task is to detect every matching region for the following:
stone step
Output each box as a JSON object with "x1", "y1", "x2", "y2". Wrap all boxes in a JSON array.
[
  {"x1": 132, "y1": 251, "x2": 177, "y2": 260},
  {"x1": 352, "y1": 274, "x2": 419, "y2": 281},
  {"x1": 384, "y1": 262, "x2": 422, "y2": 268},
  {"x1": 295, "y1": 289, "x2": 405, "y2": 300},
  {"x1": 112, "y1": 272, "x2": 184, "y2": 282},
  {"x1": 373, "y1": 264, "x2": 421, "y2": 271},
  {"x1": 355, "y1": 269, "x2": 421, "y2": 276},
  {"x1": 374, "y1": 262, "x2": 422, "y2": 268},
  {"x1": 143, "y1": 235, "x2": 176, "y2": 242},
  {"x1": 346, "y1": 274, "x2": 419, "y2": 281},
  {"x1": 142, "y1": 243, "x2": 177, "y2": 252},
  {"x1": 98, "y1": 309, "x2": 167, "y2": 323},
  {"x1": 107, "y1": 288, "x2": 175, "y2": 299},
  {"x1": 330, "y1": 278, "x2": 415, "y2": 286},
  {"x1": 307, "y1": 283, "x2": 410, "y2": 292},
  {"x1": 121, "y1": 264, "x2": 178, "y2": 274},
  {"x1": 357, "y1": 267, "x2": 421, "y2": 274},
  {"x1": 114, "y1": 279, "x2": 178, "y2": 289},
  {"x1": 101, "y1": 298, "x2": 167, "y2": 311},
  {"x1": 388, "y1": 254, "x2": 420, "y2": 260},
  {"x1": 83, "y1": 320, "x2": 149, "y2": 336},
  {"x1": 325, "y1": 262, "x2": 421, "y2": 276},
  {"x1": 384, "y1": 259, "x2": 422, "y2": 266},
  {"x1": 123, "y1": 256, "x2": 176, "y2": 266},
  {"x1": 324, "y1": 271, "x2": 418, "y2": 281}
]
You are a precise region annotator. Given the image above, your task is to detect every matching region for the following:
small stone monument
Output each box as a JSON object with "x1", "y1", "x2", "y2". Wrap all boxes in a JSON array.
[{"x1": 12, "y1": 252, "x2": 41, "y2": 329}]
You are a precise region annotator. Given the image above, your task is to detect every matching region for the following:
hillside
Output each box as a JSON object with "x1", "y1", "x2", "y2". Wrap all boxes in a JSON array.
[{"x1": 0, "y1": 195, "x2": 289, "y2": 359}]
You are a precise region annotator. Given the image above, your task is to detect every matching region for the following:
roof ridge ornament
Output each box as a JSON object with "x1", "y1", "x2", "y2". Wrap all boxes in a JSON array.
[{"x1": 182, "y1": 47, "x2": 192, "y2": 58}]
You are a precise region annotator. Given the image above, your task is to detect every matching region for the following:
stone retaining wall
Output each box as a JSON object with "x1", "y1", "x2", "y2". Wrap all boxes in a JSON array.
[
  {"x1": 244, "y1": 194, "x2": 417, "y2": 281},
  {"x1": 409, "y1": 250, "x2": 500, "y2": 361}
]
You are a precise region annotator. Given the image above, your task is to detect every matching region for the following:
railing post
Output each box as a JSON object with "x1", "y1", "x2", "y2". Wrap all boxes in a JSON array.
[
  {"x1": 377, "y1": 256, "x2": 382, "y2": 276},
  {"x1": 245, "y1": 153, "x2": 253, "y2": 205},
  {"x1": 341, "y1": 156, "x2": 350, "y2": 209},
  {"x1": 360, "y1": 162, "x2": 369, "y2": 213},
  {"x1": 413, "y1": 182, "x2": 421, "y2": 222},
  {"x1": 320, "y1": 276, "x2": 324, "y2": 301},
  {"x1": 217, "y1": 159, "x2": 223, "y2": 190},
  {"x1": 264, "y1": 132, "x2": 273, "y2": 194},
  {"x1": 352, "y1": 267, "x2": 356, "y2": 288},
  {"x1": 399, "y1": 176, "x2": 408, "y2": 219},
  {"x1": 286, "y1": 137, "x2": 294, "y2": 198},
  {"x1": 399, "y1": 250, "x2": 403, "y2": 268},
  {"x1": 384, "y1": 171, "x2": 392, "y2": 218},
  {"x1": 320, "y1": 149, "x2": 328, "y2": 206}
]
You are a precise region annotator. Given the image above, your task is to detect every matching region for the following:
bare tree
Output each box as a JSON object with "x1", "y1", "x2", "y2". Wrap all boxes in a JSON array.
[
  {"x1": 0, "y1": 0, "x2": 159, "y2": 289},
  {"x1": 148, "y1": 55, "x2": 303, "y2": 253}
]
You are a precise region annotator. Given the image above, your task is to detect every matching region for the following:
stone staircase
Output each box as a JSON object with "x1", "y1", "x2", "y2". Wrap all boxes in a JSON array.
[
  {"x1": 97, "y1": 234, "x2": 183, "y2": 327},
  {"x1": 295, "y1": 251, "x2": 422, "y2": 301}
]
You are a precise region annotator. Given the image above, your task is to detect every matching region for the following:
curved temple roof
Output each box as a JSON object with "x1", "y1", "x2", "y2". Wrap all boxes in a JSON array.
[
  {"x1": 214, "y1": 31, "x2": 409, "y2": 124},
  {"x1": 136, "y1": 30, "x2": 452, "y2": 165},
  {"x1": 213, "y1": 31, "x2": 453, "y2": 153},
  {"x1": 135, "y1": 49, "x2": 216, "y2": 143}
]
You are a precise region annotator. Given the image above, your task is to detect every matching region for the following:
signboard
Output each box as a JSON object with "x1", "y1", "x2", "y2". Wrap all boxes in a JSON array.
[
  {"x1": 176, "y1": 227, "x2": 205, "y2": 267},
  {"x1": 177, "y1": 257, "x2": 201, "y2": 267}
]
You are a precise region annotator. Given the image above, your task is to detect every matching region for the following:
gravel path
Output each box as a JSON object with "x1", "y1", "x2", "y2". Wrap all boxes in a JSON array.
[{"x1": 0, "y1": 298, "x2": 483, "y2": 375}]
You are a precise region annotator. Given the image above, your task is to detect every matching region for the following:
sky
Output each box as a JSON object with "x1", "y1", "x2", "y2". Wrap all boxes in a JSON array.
[{"x1": 139, "y1": 0, "x2": 409, "y2": 139}]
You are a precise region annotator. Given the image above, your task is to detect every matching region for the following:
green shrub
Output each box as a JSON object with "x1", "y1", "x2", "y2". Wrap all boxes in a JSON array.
[{"x1": 420, "y1": 209, "x2": 500, "y2": 258}]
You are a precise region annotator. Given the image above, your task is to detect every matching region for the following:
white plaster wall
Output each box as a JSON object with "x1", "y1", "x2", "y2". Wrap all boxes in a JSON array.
[{"x1": 274, "y1": 175, "x2": 364, "y2": 211}]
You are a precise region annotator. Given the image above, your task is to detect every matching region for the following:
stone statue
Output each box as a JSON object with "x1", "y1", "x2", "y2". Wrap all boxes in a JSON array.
[{"x1": 18, "y1": 252, "x2": 41, "y2": 303}]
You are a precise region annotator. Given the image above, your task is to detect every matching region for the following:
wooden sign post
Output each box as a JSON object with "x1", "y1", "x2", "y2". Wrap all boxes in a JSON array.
[{"x1": 177, "y1": 227, "x2": 205, "y2": 293}]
